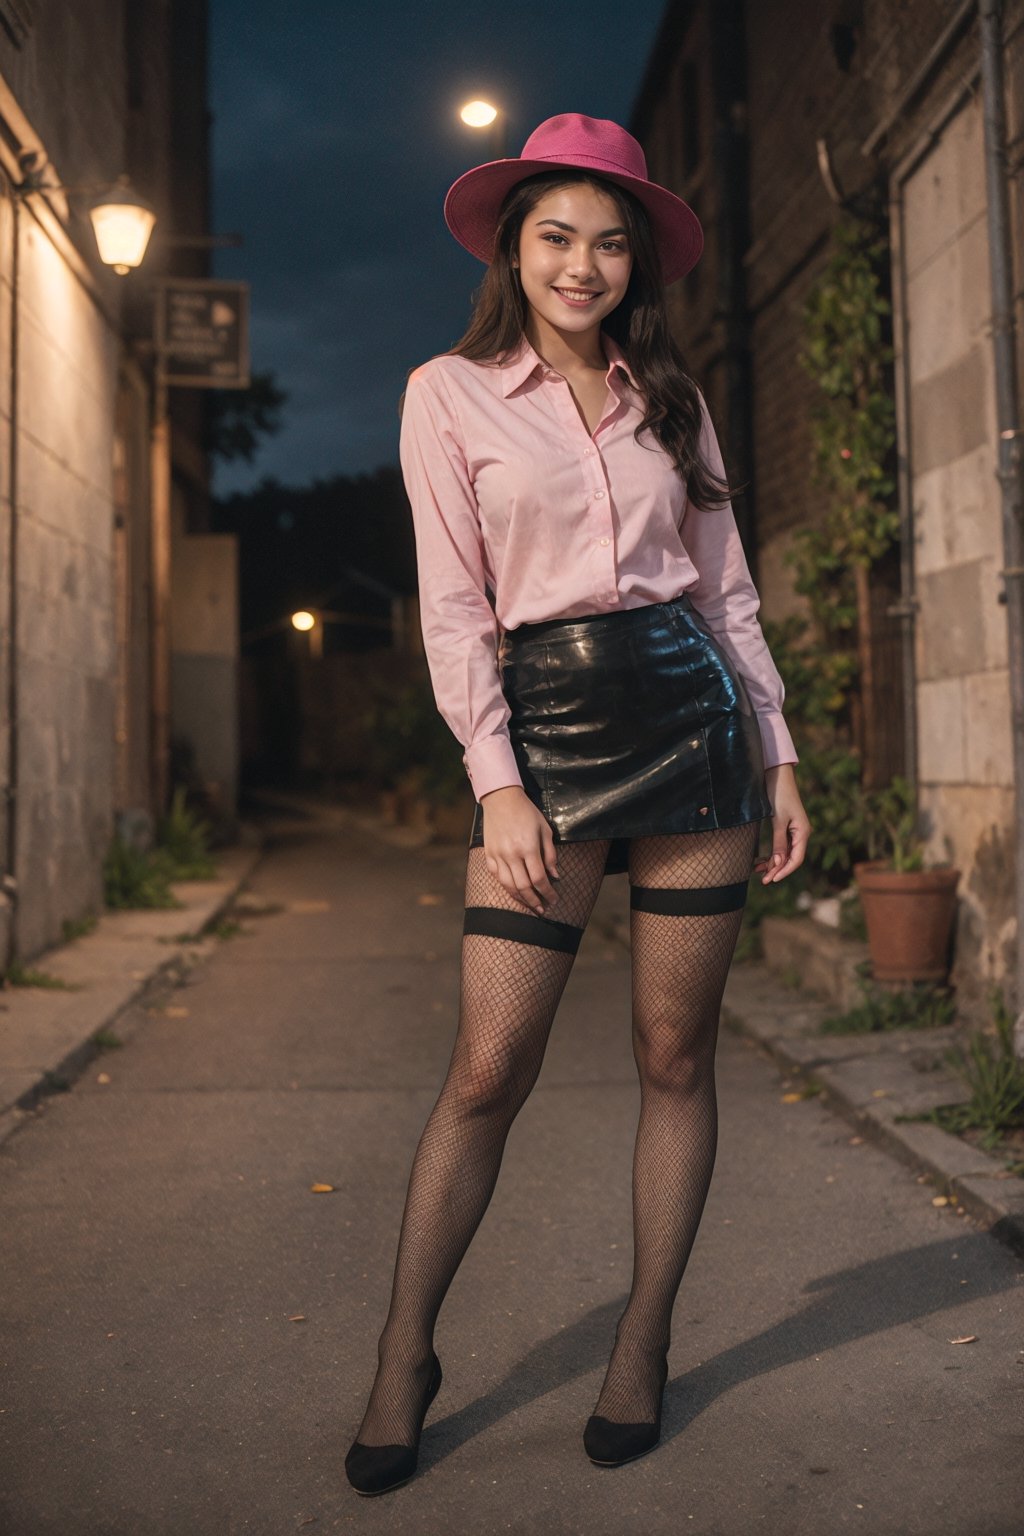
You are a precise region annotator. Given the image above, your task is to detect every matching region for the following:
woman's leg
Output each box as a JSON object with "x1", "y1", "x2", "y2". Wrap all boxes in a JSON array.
[
  {"x1": 354, "y1": 836, "x2": 611, "y2": 1448},
  {"x1": 589, "y1": 820, "x2": 761, "y2": 1425}
]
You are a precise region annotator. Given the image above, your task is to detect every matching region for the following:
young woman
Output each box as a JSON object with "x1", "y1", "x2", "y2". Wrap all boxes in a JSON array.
[{"x1": 345, "y1": 112, "x2": 812, "y2": 1497}]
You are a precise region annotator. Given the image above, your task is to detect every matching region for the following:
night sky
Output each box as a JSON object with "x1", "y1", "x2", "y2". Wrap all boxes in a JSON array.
[{"x1": 208, "y1": 0, "x2": 668, "y2": 495}]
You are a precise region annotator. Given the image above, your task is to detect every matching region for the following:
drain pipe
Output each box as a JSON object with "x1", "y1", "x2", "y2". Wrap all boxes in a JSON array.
[
  {"x1": 978, "y1": 0, "x2": 1024, "y2": 1056},
  {"x1": 1, "y1": 163, "x2": 18, "y2": 974}
]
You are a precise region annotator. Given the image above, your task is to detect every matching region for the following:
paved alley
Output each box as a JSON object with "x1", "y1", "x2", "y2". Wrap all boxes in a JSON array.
[{"x1": 0, "y1": 806, "x2": 1020, "y2": 1536}]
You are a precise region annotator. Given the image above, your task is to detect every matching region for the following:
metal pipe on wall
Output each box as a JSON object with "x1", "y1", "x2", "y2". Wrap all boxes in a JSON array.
[
  {"x1": 978, "y1": 0, "x2": 1024, "y2": 1051},
  {"x1": 1, "y1": 164, "x2": 19, "y2": 974}
]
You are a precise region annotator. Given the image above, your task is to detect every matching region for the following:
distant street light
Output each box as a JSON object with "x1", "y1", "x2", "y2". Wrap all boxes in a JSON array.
[
  {"x1": 291, "y1": 609, "x2": 321, "y2": 659},
  {"x1": 458, "y1": 98, "x2": 507, "y2": 158}
]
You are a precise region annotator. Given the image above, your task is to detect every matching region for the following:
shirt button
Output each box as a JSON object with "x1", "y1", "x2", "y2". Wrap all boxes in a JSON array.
[
  {"x1": 599, "y1": 537, "x2": 610, "y2": 546},
  {"x1": 593, "y1": 489, "x2": 605, "y2": 499},
  {"x1": 583, "y1": 448, "x2": 593, "y2": 456}
]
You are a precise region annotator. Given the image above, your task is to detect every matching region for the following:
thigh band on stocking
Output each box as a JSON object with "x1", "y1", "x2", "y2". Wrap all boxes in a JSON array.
[
  {"x1": 463, "y1": 905, "x2": 585, "y2": 955},
  {"x1": 629, "y1": 880, "x2": 749, "y2": 916}
]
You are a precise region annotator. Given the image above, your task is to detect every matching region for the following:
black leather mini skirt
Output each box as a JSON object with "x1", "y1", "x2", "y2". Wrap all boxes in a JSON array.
[{"x1": 468, "y1": 590, "x2": 773, "y2": 878}]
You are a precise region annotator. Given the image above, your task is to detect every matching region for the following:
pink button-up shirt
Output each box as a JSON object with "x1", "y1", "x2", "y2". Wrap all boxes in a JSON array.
[{"x1": 399, "y1": 329, "x2": 798, "y2": 802}]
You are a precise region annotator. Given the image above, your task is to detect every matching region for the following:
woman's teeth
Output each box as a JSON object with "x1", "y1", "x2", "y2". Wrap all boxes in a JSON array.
[{"x1": 553, "y1": 287, "x2": 602, "y2": 305}]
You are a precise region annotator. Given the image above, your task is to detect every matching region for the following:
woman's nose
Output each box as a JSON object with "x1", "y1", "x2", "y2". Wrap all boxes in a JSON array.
[{"x1": 566, "y1": 249, "x2": 598, "y2": 279}]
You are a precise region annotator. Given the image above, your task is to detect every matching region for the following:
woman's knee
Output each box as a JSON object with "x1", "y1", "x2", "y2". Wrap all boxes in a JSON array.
[
  {"x1": 445, "y1": 1040, "x2": 540, "y2": 1120},
  {"x1": 632, "y1": 1030, "x2": 714, "y2": 1096}
]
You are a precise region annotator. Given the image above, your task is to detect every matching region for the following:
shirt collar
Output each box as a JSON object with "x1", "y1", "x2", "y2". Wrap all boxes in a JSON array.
[{"x1": 498, "y1": 330, "x2": 640, "y2": 398}]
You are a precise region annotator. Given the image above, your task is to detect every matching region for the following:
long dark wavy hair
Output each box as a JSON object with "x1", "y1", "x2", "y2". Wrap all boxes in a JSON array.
[{"x1": 442, "y1": 168, "x2": 737, "y2": 512}]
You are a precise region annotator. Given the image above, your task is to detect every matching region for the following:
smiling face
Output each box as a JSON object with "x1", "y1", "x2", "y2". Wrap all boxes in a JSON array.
[{"x1": 513, "y1": 180, "x2": 634, "y2": 340}]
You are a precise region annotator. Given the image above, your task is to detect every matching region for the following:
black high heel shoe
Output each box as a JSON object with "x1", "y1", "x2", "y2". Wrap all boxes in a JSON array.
[
  {"x1": 583, "y1": 1354, "x2": 669, "y2": 1467},
  {"x1": 345, "y1": 1351, "x2": 443, "y2": 1496}
]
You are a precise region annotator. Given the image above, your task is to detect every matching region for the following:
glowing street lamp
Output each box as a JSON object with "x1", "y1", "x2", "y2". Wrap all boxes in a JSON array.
[
  {"x1": 460, "y1": 99, "x2": 498, "y2": 128},
  {"x1": 458, "y1": 98, "x2": 507, "y2": 157},
  {"x1": 291, "y1": 609, "x2": 322, "y2": 658},
  {"x1": 88, "y1": 176, "x2": 157, "y2": 274}
]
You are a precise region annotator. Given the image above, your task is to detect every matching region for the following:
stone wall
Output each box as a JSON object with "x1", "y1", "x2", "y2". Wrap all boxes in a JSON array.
[{"x1": 899, "y1": 73, "x2": 1019, "y2": 1008}]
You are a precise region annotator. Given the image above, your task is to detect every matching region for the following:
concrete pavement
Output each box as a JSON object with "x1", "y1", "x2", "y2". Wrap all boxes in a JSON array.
[{"x1": 0, "y1": 800, "x2": 1021, "y2": 1535}]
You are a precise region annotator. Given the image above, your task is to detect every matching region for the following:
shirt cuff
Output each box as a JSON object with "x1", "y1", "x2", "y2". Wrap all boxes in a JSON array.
[
  {"x1": 758, "y1": 711, "x2": 799, "y2": 770},
  {"x1": 463, "y1": 735, "x2": 525, "y2": 801}
]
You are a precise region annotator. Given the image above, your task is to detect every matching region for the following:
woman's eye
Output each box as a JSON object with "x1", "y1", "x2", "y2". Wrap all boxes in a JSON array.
[{"x1": 540, "y1": 235, "x2": 628, "y2": 253}]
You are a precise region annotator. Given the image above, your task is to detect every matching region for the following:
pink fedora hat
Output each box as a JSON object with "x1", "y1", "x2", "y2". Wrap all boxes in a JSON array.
[{"x1": 444, "y1": 112, "x2": 704, "y2": 285}]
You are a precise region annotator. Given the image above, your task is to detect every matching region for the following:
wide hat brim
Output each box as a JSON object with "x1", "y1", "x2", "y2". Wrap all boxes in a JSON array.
[{"x1": 444, "y1": 154, "x2": 704, "y2": 286}]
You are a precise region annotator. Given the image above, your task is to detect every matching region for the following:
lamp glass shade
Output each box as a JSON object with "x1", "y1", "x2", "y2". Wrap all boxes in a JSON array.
[{"x1": 89, "y1": 182, "x2": 156, "y2": 273}]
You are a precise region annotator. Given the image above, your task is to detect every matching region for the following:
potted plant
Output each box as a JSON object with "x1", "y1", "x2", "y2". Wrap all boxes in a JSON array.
[{"x1": 852, "y1": 775, "x2": 960, "y2": 983}]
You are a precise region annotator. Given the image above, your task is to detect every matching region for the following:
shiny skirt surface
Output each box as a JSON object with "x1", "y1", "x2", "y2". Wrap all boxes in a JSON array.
[{"x1": 468, "y1": 590, "x2": 773, "y2": 878}]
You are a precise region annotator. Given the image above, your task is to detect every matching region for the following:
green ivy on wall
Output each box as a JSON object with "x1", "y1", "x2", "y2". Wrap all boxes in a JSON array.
[
  {"x1": 762, "y1": 209, "x2": 902, "y2": 891},
  {"x1": 792, "y1": 209, "x2": 900, "y2": 673}
]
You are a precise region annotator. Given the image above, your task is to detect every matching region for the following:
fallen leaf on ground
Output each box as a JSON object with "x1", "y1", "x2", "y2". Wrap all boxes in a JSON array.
[
  {"x1": 949, "y1": 1335, "x2": 977, "y2": 1345},
  {"x1": 289, "y1": 1314, "x2": 306, "y2": 1323},
  {"x1": 781, "y1": 1092, "x2": 803, "y2": 1103},
  {"x1": 310, "y1": 1182, "x2": 335, "y2": 1193},
  {"x1": 417, "y1": 893, "x2": 443, "y2": 905},
  {"x1": 164, "y1": 1006, "x2": 189, "y2": 1018},
  {"x1": 932, "y1": 1195, "x2": 950, "y2": 1206},
  {"x1": 96, "y1": 1072, "x2": 111, "y2": 1084}
]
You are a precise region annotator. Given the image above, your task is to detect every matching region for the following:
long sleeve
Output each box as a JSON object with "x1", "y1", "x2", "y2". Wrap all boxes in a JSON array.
[
  {"x1": 399, "y1": 365, "x2": 525, "y2": 801},
  {"x1": 680, "y1": 390, "x2": 799, "y2": 769}
]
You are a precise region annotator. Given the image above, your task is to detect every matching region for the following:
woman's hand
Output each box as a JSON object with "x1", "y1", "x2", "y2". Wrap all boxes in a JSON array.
[
  {"x1": 480, "y1": 786, "x2": 561, "y2": 914},
  {"x1": 754, "y1": 763, "x2": 812, "y2": 884}
]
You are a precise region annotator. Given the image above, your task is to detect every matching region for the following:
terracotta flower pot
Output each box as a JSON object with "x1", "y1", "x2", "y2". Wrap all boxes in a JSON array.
[{"x1": 852, "y1": 860, "x2": 960, "y2": 983}]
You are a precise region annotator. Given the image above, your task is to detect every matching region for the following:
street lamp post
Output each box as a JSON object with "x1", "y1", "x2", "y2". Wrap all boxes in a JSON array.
[
  {"x1": 459, "y1": 98, "x2": 507, "y2": 159},
  {"x1": 291, "y1": 609, "x2": 322, "y2": 660}
]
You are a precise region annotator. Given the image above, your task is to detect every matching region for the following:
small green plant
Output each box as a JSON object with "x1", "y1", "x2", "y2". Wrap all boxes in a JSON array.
[
  {"x1": 1, "y1": 961, "x2": 80, "y2": 990},
  {"x1": 103, "y1": 835, "x2": 182, "y2": 911},
  {"x1": 856, "y1": 774, "x2": 926, "y2": 871},
  {"x1": 93, "y1": 1028, "x2": 123, "y2": 1051},
  {"x1": 155, "y1": 784, "x2": 217, "y2": 879},
  {"x1": 820, "y1": 964, "x2": 956, "y2": 1034},
  {"x1": 908, "y1": 986, "x2": 1024, "y2": 1151},
  {"x1": 211, "y1": 918, "x2": 245, "y2": 941}
]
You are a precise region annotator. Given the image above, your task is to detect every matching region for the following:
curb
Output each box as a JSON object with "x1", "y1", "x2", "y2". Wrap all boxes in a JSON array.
[
  {"x1": 0, "y1": 830, "x2": 267, "y2": 1150},
  {"x1": 589, "y1": 905, "x2": 1024, "y2": 1262}
]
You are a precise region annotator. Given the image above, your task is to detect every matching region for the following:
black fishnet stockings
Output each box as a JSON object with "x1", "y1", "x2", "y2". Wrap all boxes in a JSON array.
[
  {"x1": 590, "y1": 820, "x2": 761, "y2": 1425},
  {"x1": 353, "y1": 838, "x2": 610, "y2": 1447},
  {"x1": 352, "y1": 820, "x2": 760, "y2": 1448}
]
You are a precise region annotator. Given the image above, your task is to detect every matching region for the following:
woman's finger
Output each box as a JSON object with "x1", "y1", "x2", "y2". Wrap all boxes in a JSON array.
[
  {"x1": 763, "y1": 823, "x2": 811, "y2": 882},
  {"x1": 524, "y1": 848, "x2": 558, "y2": 906},
  {"x1": 507, "y1": 855, "x2": 546, "y2": 912}
]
